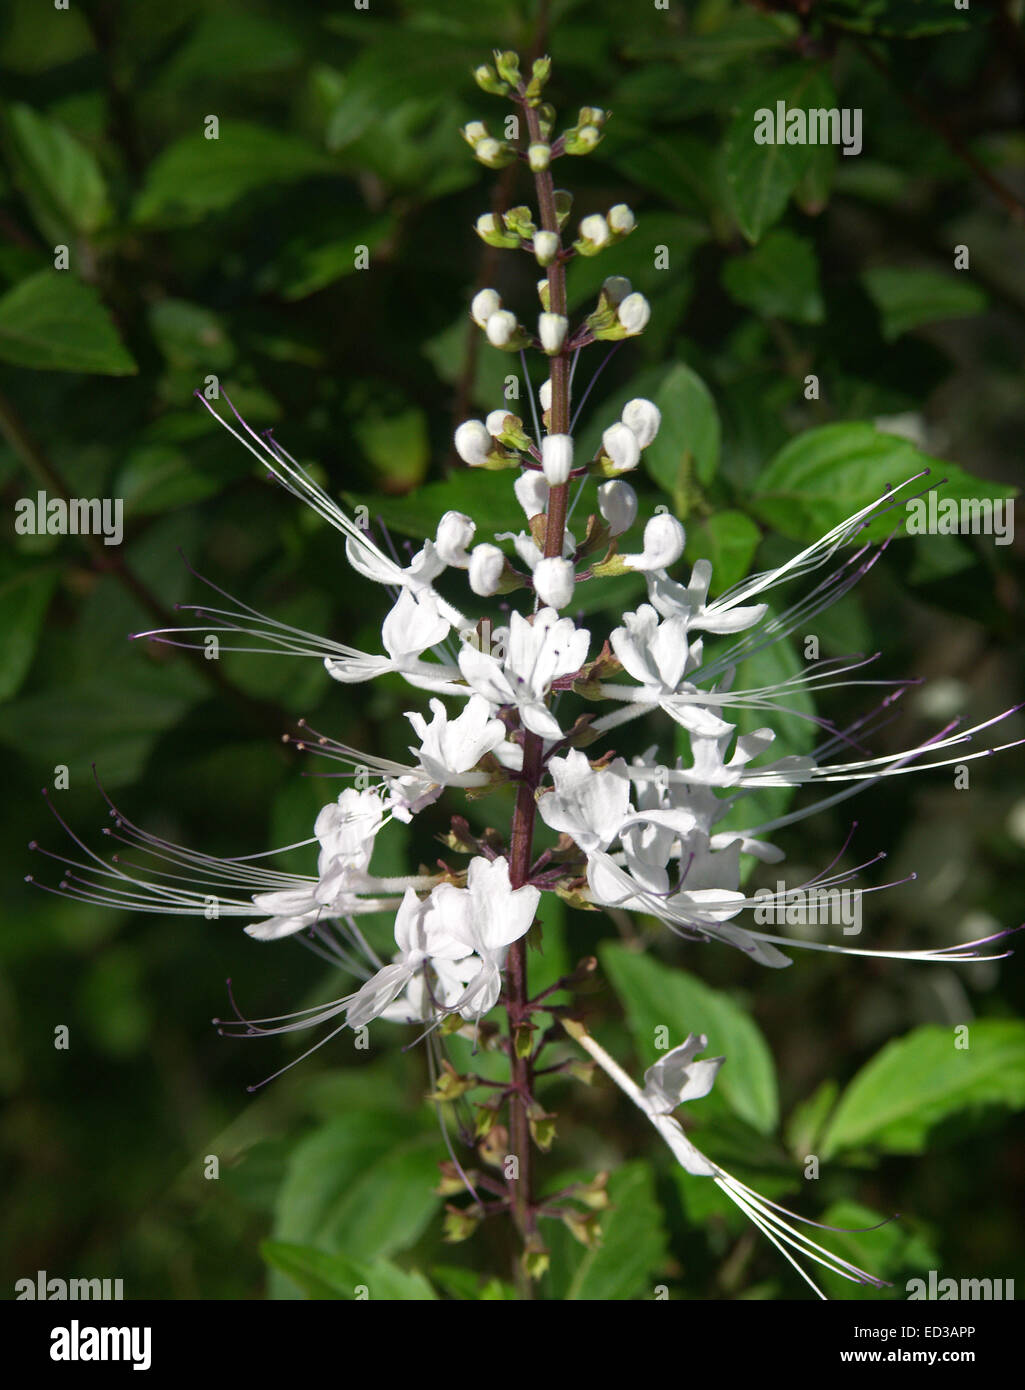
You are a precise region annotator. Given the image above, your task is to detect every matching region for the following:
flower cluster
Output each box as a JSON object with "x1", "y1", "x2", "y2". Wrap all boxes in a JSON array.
[{"x1": 28, "y1": 48, "x2": 1021, "y2": 1296}]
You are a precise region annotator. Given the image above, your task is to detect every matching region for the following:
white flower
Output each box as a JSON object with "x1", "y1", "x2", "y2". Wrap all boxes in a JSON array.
[
  {"x1": 406, "y1": 694, "x2": 506, "y2": 786},
  {"x1": 458, "y1": 607, "x2": 590, "y2": 739},
  {"x1": 537, "y1": 749, "x2": 632, "y2": 854},
  {"x1": 579, "y1": 213, "x2": 610, "y2": 247},
  {"x1": 541, "y1": 433, "x2": 573, "y2": 484},
  {"x1": 454, "y1": 419, "x2": 493, "y2": 466},
  {"x1": 326, "y1": 588, "x2": 450, "y2": 685},
  {"x1": 514, "y1": 471, "x2": 550, "y2": 519},
  {"x1": 468, "y1": 543, "x2": 506, "y2": 596},
  {"x1": 602, "y1": 421, "x2": 641, "y2": 473},
  {"x1": 618, "y1": 292, "x2": 651, "y2": 335},
  {"x1": 533, "y1": 556, "x2": 575, "y2": 610},
  {"x1": 434, "y1": 510, "x2": 475, "y2": 568},
  {"x1": 598, "y1": 479, "x2": 637, "y2": 536},
  {"x1": 533, "y1": 229, "x2": 559, "y2": 265},
  {"x1": 641, "y1": 1034, "x2": 725, "y2": 1115},
  {"x1": 248, "y1": 789, "x2": 388, "y2": 940},
  {"x1": 611, "y1": 604, "x2": 692, "y2": 695},
  {"x1": 428, "y1": 857, "x2": 540, "y2": 1019},
  {"x1": 539, "y1": 378, "x2": 552, "y2": 412},
  {"x1": 646, "y1": 560, "x2": 767, "y2": 634},
  {"x1": 621, "y1": 398, "x2": 661, "y2": 448},
  {"x1": 486, "y1": 409, "x2": 510, "y2": 437},
  {"x1": 345, "y1": 887, "x2": 471, "y2": 1029},
  {"x1": 608, "y1": 203, "x2": 635, "y2": 234},
  {"x1": 486, "y1": 309, "x2": 518, "y2": 346},
  {"x1": 471, "y1": 288, "x2": 502, "y2": 328},
  {"x1": 622, "y1": 513, "x2": 685, "y2": 571},
  {"x1": 539, "y1": 312, "x2": 568, "y2": 354}
]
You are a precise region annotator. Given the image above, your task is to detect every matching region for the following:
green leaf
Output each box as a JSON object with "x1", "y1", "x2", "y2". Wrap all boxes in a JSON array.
[
  {"x1": 0, "y1": 560, "x2": 58, "y2": 700},
  {"x1": 683, "y1": 510, "x2": 761, "y2": 593},
  {"x1": 262, "y1": 1242, "x2": 437, "y2": 1300},
  {"x1": 723, "y1": 64, "x2": 838, "y2": 242},
  {"x1": 4, "y1": 103, "x2": 111, "y2": 239},
  {"x1": 135, "y1": 122, "x2": 332, "y2": 227},
  {"x1": 149, "y1": 299, "x2": 234, "y2": 370},
  {"x1": 785, "y1": 1079, "x2": 839, "y2": 1159},
  {"x1": 722, "y1": 230, "x2": 825, "y2": 324},
  {"x1": 821, "y1": 1021, "x2": 1025, "y2": 1158},
  {"x1": 272, "y1": 1112, "x2": 441, "y2": 1265},
  {"x1": 600, "y1": 944, "x2": 779, "y2": 1134},
  {"x1": 0, "y1": 271, "x2": 136, "y2": 374},
  {"x1": 861, "y1": 266, "x2": 988, "y2": 341},
  {"x1": 822, "y1": 0, "x2": 980, "y2": 38},
  {"x1": 553, "y1": 1162, "x2": 668, "y2": 1300},
  {"x1": 751, "y1": 423, "x2": 1017, "y2": 543},
  {"x1": 644, "y1": 362, "x2": 721, "y2": 499}
]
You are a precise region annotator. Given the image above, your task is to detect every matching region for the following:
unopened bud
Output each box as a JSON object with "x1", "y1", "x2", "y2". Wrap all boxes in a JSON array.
[
  {"x1": 598, "y1": 479, "x2": 638, "y2": 536},
  {"x1": 485, "y1": 309, "x2": 519, "y2": 347},
  {"x1": 578, "y1": 213, "x2": 611, "y2": 252},
  {"x1": 617, "y1": 292, "x2": 651, "y2": 336},
  {"x1": 624, "y1": 513, "x2": 686, "y2": 572},
  {"x1": 461, "y1": 121, "x2": 488, "y2": 148},
  {"x1": 621, "y1": 398, "x2": 661, "y2": 448},
  {"x1": 468, "y1": 543, "x2": 506, "y2": 596},
  {"x1": 533, "y1": 230, "x2": 560, "y2": 266},
  {"x1": 475, "y1": 137, "x2": 514, "y2": 169},
  {"x1": 541, "y1": 434, "x2": 573, "y2": 485},
  {"x1": 435, "y1": 510, "x2": 476, "y2": 568},
  {"x1": 454, "y1": 419, "x2": 493, "y2": 466},
  {"x1": 538, "y1": 312, "x2": 568, "y2": 355},
  {"x1": 528, "y1": 142, "x2": 551, "y2": 172},
  {"x1": 539, "y1": 378, "x2": 552, "y2": 413},
  {"x1": 473, "y1": 64, "x2": 508, "y2": 96},
  {"x1": 602, "y1": 421, "x2": 641, "y2": 473},
  {"x1": 471, "y1": 287, "x2": 502, "y2": 328},
  {"x1": 533, "y1": 556, "x2": 575, "y2": 610},
  {"x1": 514, "y1": 471, "x2": 550, "y2": 519},
  {"x1": 608, "y1": 203, "x2": 635, "y2": 235}
]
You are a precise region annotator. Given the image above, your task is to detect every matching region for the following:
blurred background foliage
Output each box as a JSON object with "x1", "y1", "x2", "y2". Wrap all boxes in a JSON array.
[{"x1": 1, "y1": 0, "x2": 1023, "y2": 1300}]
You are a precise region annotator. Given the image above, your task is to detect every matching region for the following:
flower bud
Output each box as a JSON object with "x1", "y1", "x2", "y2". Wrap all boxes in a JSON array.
[
  {"x1": 435, "y1": 510, "x2": 476, "y2": 567},
  {"x1": 602, "y1": 421, "x2": 641, "y2": 473},
  {"x1": 539, "y1": 378, "x2": 552, "y2": 412},
  {"x1": 468, "y1": 543, "x2": 506, "y2": 596},
  {"x1": 597, "y1": 480, "x2": 638, "y2": 536},
  {"x1": 625, "y1": 514, "x2": 686, "y2": 572},
  {"x1": 621, "y1": 398, "x2": 661, "y2": 448},
  {"x1": 471, "y1": 288, "x2": 502, "y2": 328},
  {"x1": 533, "y1": 556, "x2": 575, "y2": 610},
  {"x1": 617, "y1": 292, "x2": 651, "y2": 336},
  {"x1": 461, "y1": 121, "x2": 488, "y2": 148},
  {"x1": 564, "y1": 124, "x2": 601, "y2": 155},
  {"x1": 541, "y1": 434, "x2": 573, "y2": 485},
  {"x1": 602, "y1": 275, "x2": 632, "y2": 306},
  {"x1": 608, "y1": 203, "x2": 635, "y2": 235},
  {"x1": 486, "y1": 408, "x2": 511, "y2": 437},
  {"x1": 578, "y1": 213, "x2": 611, "y2": 251},
  {"x1": 538, "y1": 312, "x2": 568, "y2": 355},
  {"x1": 475, "y1": 214, "x2": 518, "y2": 248},
  {"x1": 514, "y1": 471, "x2": 550, "y2": 519},
  {"x1": 533, "y1": 230, "x2": 559, "y2": 266},
  {"x1": 474, "y1": 63, "x2": 508, "y2": 96},
  {"x1": 485, "y1": 309, "x2": 519, "y2": 347},
  {"x1": 454, "y1": 419, "x2": 493, "y2": 467},
  {"x1": 528, "y1": 142, "x2": 551, "y2": 172},
  {"x1": 494, "y1": 49, "x2": 520, "y2": 86},
  {"x1": 553, "y1": 189, "x2": 573, "y2": 227},
  {"x1": 475, "y1": 137, "x2": 514, "y2": 169},
  {"x1": 537, "y1": 278, "x2": 551, "y2": 311}
]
